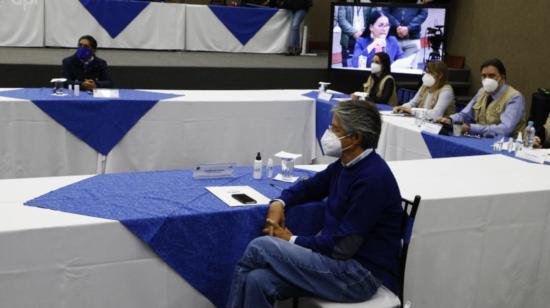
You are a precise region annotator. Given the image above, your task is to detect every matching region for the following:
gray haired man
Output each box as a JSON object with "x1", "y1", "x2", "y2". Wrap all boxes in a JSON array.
[{"x1": 226, "y1": 100, "x2": 403, "y2": 308}]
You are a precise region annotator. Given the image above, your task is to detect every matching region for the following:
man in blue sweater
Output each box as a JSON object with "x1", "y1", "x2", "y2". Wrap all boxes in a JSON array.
[{"x1": 227, "y1": 100, "x2": 403, "y2": 308}]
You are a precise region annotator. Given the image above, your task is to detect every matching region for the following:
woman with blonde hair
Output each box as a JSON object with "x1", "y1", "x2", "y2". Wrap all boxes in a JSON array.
[{"x1": 393, "y1": 61, "x2": 455, "y2": 120}]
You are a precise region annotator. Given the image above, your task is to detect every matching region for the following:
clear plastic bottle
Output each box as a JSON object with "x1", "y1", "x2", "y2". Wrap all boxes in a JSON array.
[
  {"x1": 523, "y1": 121, "x2": 536, "y2": 149},
  {"x1": 266, "y1": 158, "x2": 274, "y2": 178},
  {"x1": 514, "y1": 132, "x2": 523, "y2": 152},
  {"x1": 74, "y1": 82, "x2": 80, "y2": 97},
  {"x1": 253, "y1": 152, "x2": 262, "y2": 179}
]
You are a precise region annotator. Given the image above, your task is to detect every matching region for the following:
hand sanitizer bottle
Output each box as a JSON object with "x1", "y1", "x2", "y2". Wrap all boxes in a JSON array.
[{"x1": 253, "y1": 152, "x2": 262, "y2": 179}]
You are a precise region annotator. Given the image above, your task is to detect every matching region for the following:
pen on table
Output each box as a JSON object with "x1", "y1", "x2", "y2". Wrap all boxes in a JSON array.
[{"x1": 270, "y1": 183, "x2": 284, "y2": 191}]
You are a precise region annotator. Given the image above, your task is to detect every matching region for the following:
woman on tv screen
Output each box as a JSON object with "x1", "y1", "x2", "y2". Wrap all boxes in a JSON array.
[{"x1": 351, "y1": 10, "x2": 403, "y2": 69}]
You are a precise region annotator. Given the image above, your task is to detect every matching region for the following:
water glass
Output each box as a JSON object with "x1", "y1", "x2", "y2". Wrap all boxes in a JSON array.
[
  {"x1": 281, "y1": 159, "x2": 294, "y2": 179},
  {"x1": 492, "y1": 133, "x2": 504, "y2": 151},
  {"x1": 452, "y1": 120, "x2": 463, "y2": 137},
  {"x1": 53, "y1": 81, "x2": 64, "y2": 96},
  {"x1": 414, "y1": 109, "x2": 426, "y2": 127}
]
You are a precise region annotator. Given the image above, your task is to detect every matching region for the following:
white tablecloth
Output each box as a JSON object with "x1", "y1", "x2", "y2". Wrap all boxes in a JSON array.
[
  {"x1": 45, "y1": 0, "x2": 186, "y2": 50},
  {"x1": 0, "y1": 175, "x2": 214, "y2": 308},
  {"x1": 0, "y1": 0, "x2": 44, "y2": 47},
  {"x1": 378, "y1": 113, "x2": 431, "y2": 161},
  {"x1": 185, "y1": 4, "x2": 291, "y2": 53},
  {"x1": 390, "y1": 155, "x2": 550, "y2": 308},
  {"x1": 1, "y1": 155, "x2": 549, "y2": 307},
  {"x1": 0, "y1": 89, "x2": 317, "y2": 179}
]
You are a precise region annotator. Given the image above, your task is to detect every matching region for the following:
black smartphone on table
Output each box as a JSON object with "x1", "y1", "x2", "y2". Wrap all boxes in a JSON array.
[{"x1": 231, "y1": 193, "x2": 257, "y2": 204}]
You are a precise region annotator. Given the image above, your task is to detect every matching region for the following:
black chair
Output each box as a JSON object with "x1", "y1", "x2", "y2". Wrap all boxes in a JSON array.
[
  {"x1": 294, "y1": 195, "x2": 422, "y2": 308},
  {"x1": 529, "y1": 92, "x2": 550, "y2": 139},
  {"x1": 397, "y1": 88, "x2": 417, "y2": 105},
  {"x1": 210, "y1": 0, "x2": 227, "y2": 5}
]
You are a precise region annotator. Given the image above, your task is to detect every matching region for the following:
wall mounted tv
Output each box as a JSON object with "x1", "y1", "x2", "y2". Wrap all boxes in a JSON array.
[{"x1": 330, "y1": 2, "x2": 448, "y2": 75}]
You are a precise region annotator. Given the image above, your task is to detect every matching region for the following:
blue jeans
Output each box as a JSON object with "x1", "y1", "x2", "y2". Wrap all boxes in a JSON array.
[
  {"x1": 226, "y1": 236, "x2": 380, "y2": 308},
  {"x1": 288, "y1": 10, "x2": 307, "y2": 49}
]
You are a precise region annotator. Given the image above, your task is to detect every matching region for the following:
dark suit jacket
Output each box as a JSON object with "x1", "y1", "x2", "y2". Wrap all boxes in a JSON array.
[
  {"x1": 337, "y1": 6, "x2": 372, "y2": 48},
  {"x1": 62, "y1": 54, "x2": 113, "y2": 88}
]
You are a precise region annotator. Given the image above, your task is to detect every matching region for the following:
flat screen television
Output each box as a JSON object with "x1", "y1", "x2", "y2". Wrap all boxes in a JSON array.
[{"x1": 330, "y1": 2, "x2": 448, "y2": 75}]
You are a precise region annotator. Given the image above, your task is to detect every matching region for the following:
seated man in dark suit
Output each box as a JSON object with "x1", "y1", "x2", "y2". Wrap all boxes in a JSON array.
[{"x1": 62, "y1": 35, "x2": 113, "y2": 90}]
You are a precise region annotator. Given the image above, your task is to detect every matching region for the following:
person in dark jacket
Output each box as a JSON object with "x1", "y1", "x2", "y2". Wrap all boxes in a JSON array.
[
  {"x1": 382, "y1": 7, "x2": 428, "y2": 57},
  {"x1": 62, "y1": 35, "x2": 113, "y2": 90}
]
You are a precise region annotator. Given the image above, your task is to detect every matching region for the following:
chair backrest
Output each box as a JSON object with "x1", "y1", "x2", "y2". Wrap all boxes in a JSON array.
[
  {"x1": 210, "y1": 0, "x2": 227, "y2": 5},
  {"x1": 398, "y1": 195, "x2": 421, "y2": 306},
  {"x1": 396, "y1": 88, "x2": 417, "y2": 105}
]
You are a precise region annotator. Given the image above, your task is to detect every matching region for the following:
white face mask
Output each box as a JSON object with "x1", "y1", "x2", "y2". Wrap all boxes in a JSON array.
[
  {"x1": 321, "y1": 129, "x2": 351, "y2": 157},
  {"x1": 370, "y1": 63, "x2": 382, "y2": 74},
  {"x1": 482, "y1": 78, "x2": 499, "y2": 93},
  {"x1": 422, "y1": 73, "x2": 436, "y2": 87}
]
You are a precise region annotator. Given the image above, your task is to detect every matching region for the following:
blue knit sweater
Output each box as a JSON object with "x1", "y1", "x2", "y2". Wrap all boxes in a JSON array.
[{"x1": 280, "y1": 151, "x2": 403, "y2": 293}]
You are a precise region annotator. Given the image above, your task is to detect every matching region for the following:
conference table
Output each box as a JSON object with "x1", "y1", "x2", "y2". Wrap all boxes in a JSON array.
[
  {"x1": 0, "y1": 88, "x2": 317, "y2": 179},
  {"x1": 3, "y1": 86, "x2": 547, "y2": 179},
  {"x1": 2, "y1": 155, "x2": 550, "y2": 308}
]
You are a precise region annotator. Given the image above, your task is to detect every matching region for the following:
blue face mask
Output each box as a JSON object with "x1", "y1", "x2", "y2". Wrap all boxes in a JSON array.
[{"x1": 76, "y1": 47, "x2": 93, "y2": 61}]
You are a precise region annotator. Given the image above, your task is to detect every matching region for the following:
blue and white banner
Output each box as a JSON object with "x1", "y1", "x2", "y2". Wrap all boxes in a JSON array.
[
  {"x1": 208, "y1": 5, "x2": 277, "y2": 46},
  {"x1": 185, "y1": 4, "x2": 291, "y2": 53},
  {"x1": 0, "y1": 0, "x2": 44, "y2": 47},
  {"x1": 79, "y1": 0, "x2": 149, "y2": 39},
  {"x1": 45, "y1": 0, "x2": 185, "y2": 50}
]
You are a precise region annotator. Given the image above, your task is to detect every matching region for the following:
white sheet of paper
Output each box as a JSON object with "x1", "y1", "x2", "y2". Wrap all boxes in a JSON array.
[
  {"x1": 206, "y1": 186, "x2": 270, "y2": 207},
  {"x1": 274, "y1": 151, "x2": 302, "y2": 160},
  {"x1": 273, "y1": 173, "x2": 299, "y2": 183},
  {"x1": 515, "y1": 149, "x2": 547, "y2": 164},
  {"x1": 295, "y1": 164, "x2": 328, "y2": 172},
  {"x1": 421, "y1": 122, "x2": 443, "y2": 135},
  {"x1": 93, "y1": 89, "x2": 120, "y2": 98},
  {"x1": 317, "y1": 92, "x2": 333, "y2": 102},
  {"x1": 380, "y1": 110, "x2": 405, "y2": 117},
  {"x1": 390, "y1": 54, "x2": 416, "y2": 69}
]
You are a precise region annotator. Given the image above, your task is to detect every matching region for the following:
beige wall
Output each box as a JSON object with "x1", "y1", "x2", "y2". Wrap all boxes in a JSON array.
[
  {"x1": 309, "y1": 0, "x2": 550, "y2": 99},
  {"x1": 445, "y1": 0, "x2": 550, "y2": 98},
  {"x1": 305, "y1": 1, "x2": 331, "y2": 43}
]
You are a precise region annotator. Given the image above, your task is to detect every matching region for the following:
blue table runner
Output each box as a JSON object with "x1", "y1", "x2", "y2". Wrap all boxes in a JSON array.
[
  {"x1": 421, "y1": 132, "x2": 495, "y2": 158},
  {"x1": 79, "y1": 0, "x2": 150, "y2": 38},
  {"x1": 209, "y1": 5, "x2": 278, "y2": 46},
  {"x1": 26, "y1": 167, "x2": 324, "y2": 307},
  {"x1": 0, "y1": 88, "x2": 179, "y2": 155}
]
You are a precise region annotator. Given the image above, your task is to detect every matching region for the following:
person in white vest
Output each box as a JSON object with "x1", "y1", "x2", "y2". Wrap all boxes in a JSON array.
[
  {"x1": 438, "y1": 58, "x2": 525, "y2": 137},
  {"x1": 393, "y1": 60, "x2": 455, "y2": 119},
  {"x1": 354, "y1": 52, "x2": 398, "y2": 106}
]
